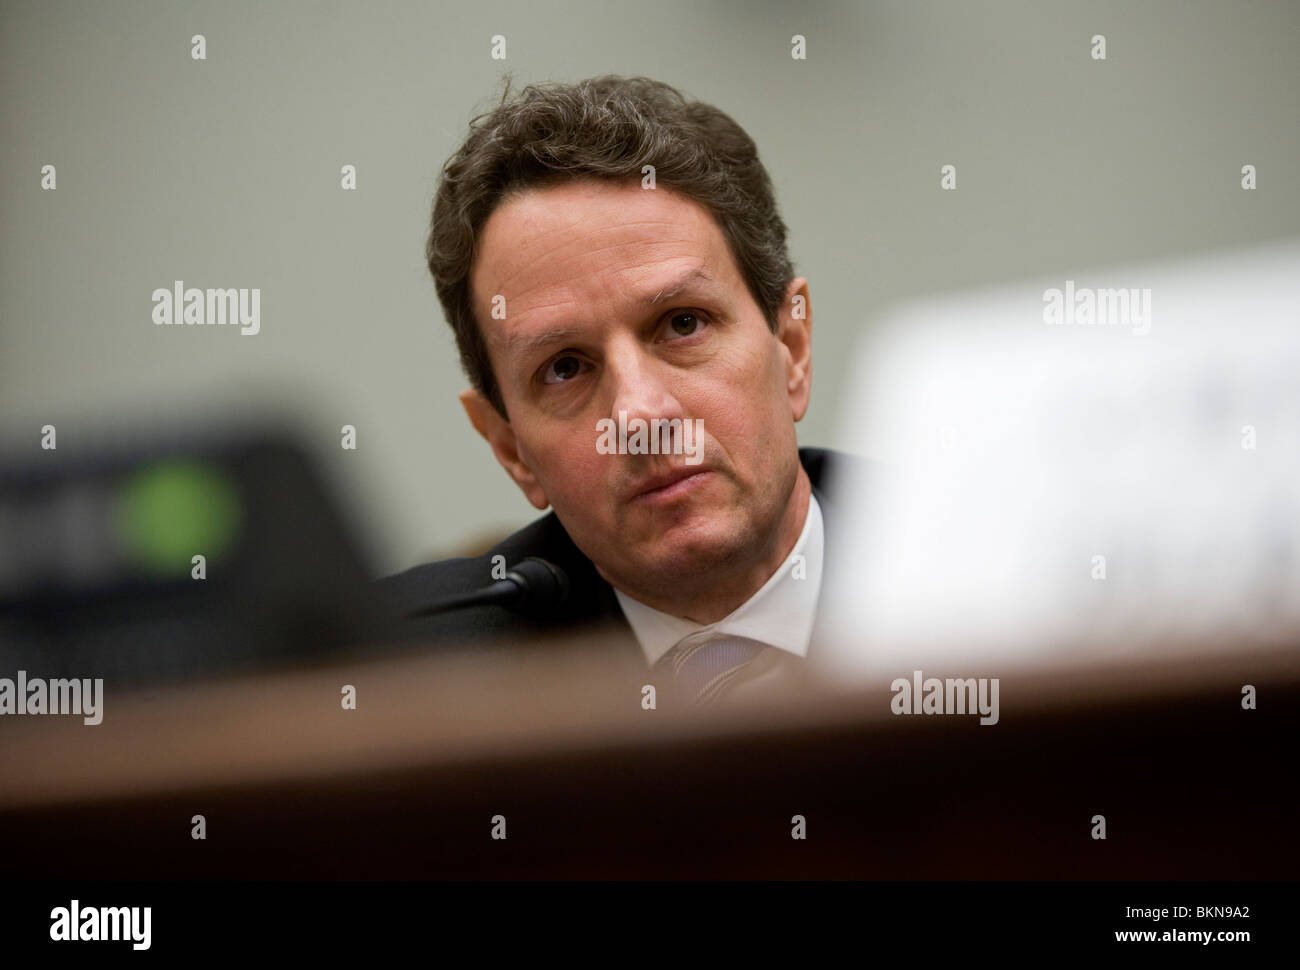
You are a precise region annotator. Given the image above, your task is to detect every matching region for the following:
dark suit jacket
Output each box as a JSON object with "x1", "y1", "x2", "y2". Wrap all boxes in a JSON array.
[{"x1": 373, "y1": 447, "x2": 858, "y2": 675}]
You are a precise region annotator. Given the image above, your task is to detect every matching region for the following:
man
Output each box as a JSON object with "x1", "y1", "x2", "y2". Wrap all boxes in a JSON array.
[{"x1": 378, "y1": 75, "x2": 861, "y2": 707}]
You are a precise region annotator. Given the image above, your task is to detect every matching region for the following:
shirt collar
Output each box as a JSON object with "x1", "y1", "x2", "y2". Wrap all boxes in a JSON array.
[{"x1": 613, "y1": 493, "x2": 824, "y2": 667}]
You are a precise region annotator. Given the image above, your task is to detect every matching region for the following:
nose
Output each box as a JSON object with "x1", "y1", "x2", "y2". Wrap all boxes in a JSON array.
[{"x1": 604, "y1": 336, "x2": 686, "y2": 429}]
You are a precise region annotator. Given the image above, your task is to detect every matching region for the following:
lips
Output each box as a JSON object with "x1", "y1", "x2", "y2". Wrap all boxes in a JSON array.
[{"x1": 629, "y1": 466, "x2": 711, "y2": 502}]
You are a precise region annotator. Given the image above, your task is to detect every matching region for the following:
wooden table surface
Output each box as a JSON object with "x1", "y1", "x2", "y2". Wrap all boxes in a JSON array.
[{"x1": 1, "y1": 635, "x2": 1295, "y2": 878}]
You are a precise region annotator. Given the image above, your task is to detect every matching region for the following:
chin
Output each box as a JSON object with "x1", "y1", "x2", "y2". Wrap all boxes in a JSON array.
[{"x1": 636, "y1": 521, "x2": 751, "y2": 577}]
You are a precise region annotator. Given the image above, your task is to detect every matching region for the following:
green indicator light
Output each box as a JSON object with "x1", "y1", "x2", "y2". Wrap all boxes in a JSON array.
[{"x1": 113, "y1": 459, "x2": 242, "y2": 577}]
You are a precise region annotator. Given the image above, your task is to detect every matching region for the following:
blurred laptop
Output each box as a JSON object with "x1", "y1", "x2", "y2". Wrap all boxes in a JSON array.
[{"x1": 0, "y1": 418, "x2": 382, "y2": 686}]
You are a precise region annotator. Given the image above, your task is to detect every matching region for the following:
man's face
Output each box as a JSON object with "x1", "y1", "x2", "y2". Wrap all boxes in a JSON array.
[{"x1": 465, "y1": 178, "x2": 812, "y2": 605}]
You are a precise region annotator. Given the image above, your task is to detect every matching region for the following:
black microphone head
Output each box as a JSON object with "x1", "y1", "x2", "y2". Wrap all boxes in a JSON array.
[{"x1": 504, "y1": 557, "x2": 570, "y2": 616}]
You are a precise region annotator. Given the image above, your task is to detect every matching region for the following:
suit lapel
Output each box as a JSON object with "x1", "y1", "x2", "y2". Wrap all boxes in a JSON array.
[{"x1": 807, "y1": 478, "x2": 833, "y2": 666}]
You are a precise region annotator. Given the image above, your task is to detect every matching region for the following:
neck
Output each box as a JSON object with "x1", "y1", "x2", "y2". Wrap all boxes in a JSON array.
[{"x1": 615, "y1": 466, "x2": 813, "y2": 625}]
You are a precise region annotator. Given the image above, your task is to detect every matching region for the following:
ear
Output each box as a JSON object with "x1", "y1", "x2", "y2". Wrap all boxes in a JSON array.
[
  {"x1": 459, "y1": 388, "x2": 550, "y2": 510},
  {"x1": 775, "y1": 277, "x2": 813, "y2": 421}
]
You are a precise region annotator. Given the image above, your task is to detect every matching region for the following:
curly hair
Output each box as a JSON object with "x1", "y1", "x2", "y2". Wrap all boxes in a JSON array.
[{"x1": 426, "y1": 74, "x2": 795, "y2": 417}]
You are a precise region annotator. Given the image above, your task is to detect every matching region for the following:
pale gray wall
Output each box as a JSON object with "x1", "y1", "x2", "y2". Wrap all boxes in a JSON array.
[{"x1": 4, "y1": 0, "x2": 1298, "y2": 575}]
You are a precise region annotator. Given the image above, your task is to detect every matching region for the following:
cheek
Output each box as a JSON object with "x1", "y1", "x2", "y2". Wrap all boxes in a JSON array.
[
  {"x1": 697, "y1": 339, "x2": 788, "y2": 440},
  {"x1": 521, "y1": 427, "x2": 611, "y2": 508}
]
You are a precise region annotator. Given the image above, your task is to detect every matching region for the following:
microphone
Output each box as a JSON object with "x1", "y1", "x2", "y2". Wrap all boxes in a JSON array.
[{"x1": 404, "y1": 557, "x2": 570, "y2": 619}]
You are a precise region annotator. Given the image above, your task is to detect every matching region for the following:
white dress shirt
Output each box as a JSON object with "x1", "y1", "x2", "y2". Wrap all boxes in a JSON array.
[{"x1": 613, "y1": 494, "x2": 824, "y2": 699}]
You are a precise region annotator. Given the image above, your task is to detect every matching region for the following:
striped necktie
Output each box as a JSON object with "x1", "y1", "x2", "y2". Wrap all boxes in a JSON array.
[{"x1": 655, "y1": 634, "x2": 768, "y2": 706}]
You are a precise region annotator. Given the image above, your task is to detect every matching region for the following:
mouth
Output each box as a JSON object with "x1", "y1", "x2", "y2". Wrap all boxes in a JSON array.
[{"x1": 629, "y1": 468, "x2": 713, "y2": 504}]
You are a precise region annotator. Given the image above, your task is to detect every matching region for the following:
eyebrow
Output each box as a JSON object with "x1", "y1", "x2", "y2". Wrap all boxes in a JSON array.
[
  {"x1": 505, "y1": 267, "x2": 721, "y2": 358},
  {"x1": 647, "y1": 267, "x2": 717, "y2": 306}
]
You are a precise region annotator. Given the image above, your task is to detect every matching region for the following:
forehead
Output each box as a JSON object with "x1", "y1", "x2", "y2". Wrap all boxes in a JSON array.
[{"x1": 469, "y1": 179, "x2": 740, "y2": 351}]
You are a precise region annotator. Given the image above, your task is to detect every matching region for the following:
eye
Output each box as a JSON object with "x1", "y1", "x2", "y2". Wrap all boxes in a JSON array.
[
  {"x1": 541, "y1": 353, "x2": 587, "y2": 385},
  {"x1": 663, "y1": 310, "x2": 706, "y2": 339}
]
